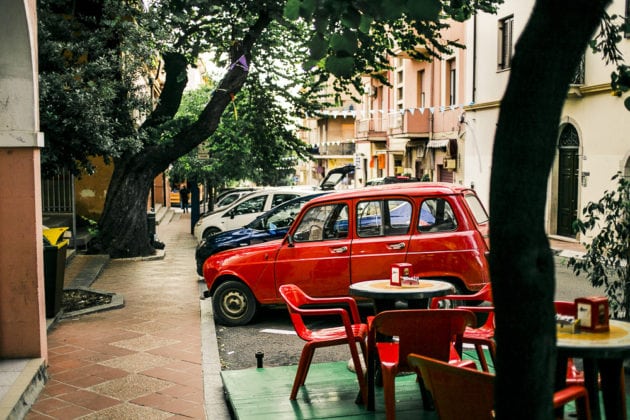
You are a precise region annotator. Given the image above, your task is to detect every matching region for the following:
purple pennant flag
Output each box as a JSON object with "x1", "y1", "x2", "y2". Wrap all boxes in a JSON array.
[{"x1": 229, "y1": 55, "x2": 249, "y2": 72}]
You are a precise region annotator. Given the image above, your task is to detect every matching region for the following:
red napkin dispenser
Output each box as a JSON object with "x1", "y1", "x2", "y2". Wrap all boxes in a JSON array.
[
  {"x1": 391, "y1": 263, "x2": 413, "y2": 286},
  {"x1": 575, "y1": 296, "x2": 609, "y2": 332}
]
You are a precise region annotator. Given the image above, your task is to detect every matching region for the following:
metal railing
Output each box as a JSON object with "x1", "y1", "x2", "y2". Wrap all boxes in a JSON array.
[{"x1": 42, "y1": 172, "x2": 74, "y2": 213}]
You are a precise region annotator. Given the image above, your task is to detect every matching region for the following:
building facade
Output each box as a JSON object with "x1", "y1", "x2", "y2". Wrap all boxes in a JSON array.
[
  {"x1": 299, "y1": 21, "x2": 469, "y2": 188},
  {"x1": 464, "y1": 1, "x2": 630, "y2": 242}
]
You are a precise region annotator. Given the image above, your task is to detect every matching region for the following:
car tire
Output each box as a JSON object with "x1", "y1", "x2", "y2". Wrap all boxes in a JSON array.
[
  {"x1": 203, "y1": 227, "x2": 221, "y2": 239},
  {"x1": 435, "y1": 284, "x2": 465, "y2": 309},
  {"x1": 212, "y1": 280, "x2": 258, "y2": 326}
]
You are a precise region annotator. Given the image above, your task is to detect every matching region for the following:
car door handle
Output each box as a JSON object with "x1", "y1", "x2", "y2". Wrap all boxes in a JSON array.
[
  {"x1": 331, "y1": 246, "x2": 348, "y2": 253},
  {"x1": 387, "y1": 242, "x2": 406, "y2": 250}
]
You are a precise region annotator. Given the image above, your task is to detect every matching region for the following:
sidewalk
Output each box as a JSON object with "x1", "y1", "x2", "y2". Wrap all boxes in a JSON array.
[{"x1": 26, "y1": 211, "x2": 228, "y2": 419}]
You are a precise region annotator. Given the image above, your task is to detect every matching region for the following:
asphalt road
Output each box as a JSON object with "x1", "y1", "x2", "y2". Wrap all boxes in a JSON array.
[{"x1": 215, "y1": 256, "x2": 601, "y2": 371}]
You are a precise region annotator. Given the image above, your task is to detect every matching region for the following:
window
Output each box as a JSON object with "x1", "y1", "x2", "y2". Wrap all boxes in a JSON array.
[
  {"x1": 253, "y1": 197, "x2": 309, "y2": 231},
  {"x1": 417, "y1": 70, "x2": 426, "y2": 108},
  {"x1": 464, "y1": 194, "x2": 489, "y2": 225},
  {"x1": 357, "y1": 200, "x2": 412, "y2": 237},
  {"x1": 292, "y1": 204, "x2": 348, "y2": 242},
  {"x1": 498, "y1": 15, "x2": 514, "y2": 70},
  {"x1": 230, "y1": 195, "x2": 266, "y2": 216},
  {"x1": 271, "y1": 193, "x2": 299, "y2": 207},
  {"x1": 395, "y1": 64, "x2": 404, "y2": 110},
  {"x1": 446, "y1": 59, "x2": 456, "y2": 105},
  {"x1": 418, "y1": 198, "x2": 458, "y2": 232}
]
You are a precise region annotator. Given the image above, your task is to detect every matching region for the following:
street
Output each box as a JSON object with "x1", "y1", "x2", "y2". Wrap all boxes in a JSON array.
[{"x1": 216, "y1": 256, "x2": 601, "y2": 371}]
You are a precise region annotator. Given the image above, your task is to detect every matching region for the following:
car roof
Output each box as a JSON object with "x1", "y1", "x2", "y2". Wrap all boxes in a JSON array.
[
  {"x1": 305, "y1": 182, "x2": 474, "y2": 205},
  {"x1": 218, "y1": 187, "x2": 312, "y2": 210}
]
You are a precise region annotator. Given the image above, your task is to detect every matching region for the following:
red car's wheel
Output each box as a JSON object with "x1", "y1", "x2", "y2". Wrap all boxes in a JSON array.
[{"x1": 212, "y1": 280, "x2": 257, "y2": 326}]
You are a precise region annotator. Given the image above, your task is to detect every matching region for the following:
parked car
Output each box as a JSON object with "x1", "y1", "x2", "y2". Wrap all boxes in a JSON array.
[
  {"x1": 194, "y1": 165, "x2": 356, "y2": 242},
  {"x1": 202, "y1": 183, "x2": 491, "y2": 326},
  {"x1": 194, "y1": 192, "x2": 329, "y2": 275},
  {"x1": 214, "y1": 189, "x2": 255, "y2": 209},
  {"x1": 366, "y1": 175, "x2": 422, "y2": 186},
  {"x1": 193, "y1": 188, "x2": 310, "y2": 242}
]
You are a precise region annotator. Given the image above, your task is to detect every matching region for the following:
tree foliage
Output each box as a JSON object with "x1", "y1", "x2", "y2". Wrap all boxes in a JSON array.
[
  {"x1": 569, "y1": 173, "x2": 630, "y2": 319},
  {"x1": 169, "y1": 79, "x2": 310, "y2": 189},
  {"x1": 38, "y1": 0, "x2": 157, "y2": 177}
]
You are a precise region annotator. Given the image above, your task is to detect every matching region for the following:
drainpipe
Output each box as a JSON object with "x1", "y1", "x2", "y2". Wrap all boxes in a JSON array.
[{"x1": 472, "y1": 14, "x2": 477, "y2": 104}]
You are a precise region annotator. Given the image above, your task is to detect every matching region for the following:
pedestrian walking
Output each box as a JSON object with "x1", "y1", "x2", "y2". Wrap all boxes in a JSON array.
[{"x1": 180, "y1": 184, "x2": 190, "y2": 213}]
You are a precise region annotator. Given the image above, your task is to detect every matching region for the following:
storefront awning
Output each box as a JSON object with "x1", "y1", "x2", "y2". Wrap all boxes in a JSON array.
[{"x1": 426, "y1": 139, "x2": 450, "y2": 148}]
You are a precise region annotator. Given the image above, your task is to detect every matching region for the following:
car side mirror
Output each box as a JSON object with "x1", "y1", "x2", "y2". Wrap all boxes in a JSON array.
[{"x1": 286, "y1": 234, "x2": 295, "y2": 248}]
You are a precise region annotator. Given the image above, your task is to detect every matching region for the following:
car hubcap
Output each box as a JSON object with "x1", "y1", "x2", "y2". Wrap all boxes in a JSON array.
[{"x1": 222, "y1": 290, "x2": 246, "y2": 317}]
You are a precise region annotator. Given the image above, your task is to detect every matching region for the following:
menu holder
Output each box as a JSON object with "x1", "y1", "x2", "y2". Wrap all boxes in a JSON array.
[
  {"x1": 391, "y1": 263, "x2": 413, "y2": 287},
  {"x1": 575, "y1": 296, "x2": 610, "y2": 332}
]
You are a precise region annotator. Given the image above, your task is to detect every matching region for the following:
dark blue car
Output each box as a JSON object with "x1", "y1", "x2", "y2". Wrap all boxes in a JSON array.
[{"x1": 195, "y1": 192, "x2": 328, "y2": 275}]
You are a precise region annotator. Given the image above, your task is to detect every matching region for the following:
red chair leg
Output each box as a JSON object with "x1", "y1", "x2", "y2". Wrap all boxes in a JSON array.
[
  {"x1": 291, "y1": 345, "x2": 315, "y2": 399},
  {"x1": 348, "y1": 341, "x2": 368, "y2": 405},
  {"x1": 381, "y1": 365, "x2": 397, "y2": 420}
]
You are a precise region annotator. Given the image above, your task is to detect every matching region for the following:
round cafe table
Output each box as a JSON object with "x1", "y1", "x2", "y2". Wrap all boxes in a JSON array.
[
  {"x1": 555, "y1": 319, "x2": 630, "y2": 420},
  {"x1": 349, "y1": 279, "x2": 455, "y2": 312}
]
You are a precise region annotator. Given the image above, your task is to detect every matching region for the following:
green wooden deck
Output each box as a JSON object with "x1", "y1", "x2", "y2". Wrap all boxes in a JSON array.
[
  {"x1": 220, "y1": 349, "x2": 595, "y2": 419},
  {"x1": 221, "y1": 349, "x2": 489, "y2": 419},
  {"x1": 222, "y1": 361, "x2": 433, "y2": 419}
]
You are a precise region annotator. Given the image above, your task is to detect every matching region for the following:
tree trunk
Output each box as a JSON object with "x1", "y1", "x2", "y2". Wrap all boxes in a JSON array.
[
  {"x1": 93, "y1": 11, "x2": 271, "y2": 258},
  {"x1": 96, "y1": 159, "x2": 157, "y2": 258},
  {"x1": 491, "y1": 2, "x2": 609, "y2": 419}
]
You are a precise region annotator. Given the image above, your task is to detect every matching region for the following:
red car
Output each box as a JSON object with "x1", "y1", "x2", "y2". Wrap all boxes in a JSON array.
[{"x1": 203, "y1": 183, "x2": 490, "y2": 325}]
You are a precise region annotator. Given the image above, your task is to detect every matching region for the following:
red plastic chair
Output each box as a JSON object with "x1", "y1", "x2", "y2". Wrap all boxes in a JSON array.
[
  {"x1": 430, "y1": 283, "x2": 496, "y2": 372},
  {"x1": 366, "y1": 309, "x2": 476, "y2": 418},
  {"x1": 407, "y1": 353, "x2": 591, "y2": 420},
  {"x1": 278, "y1": 284, "x2": 368, "y2": 403}
]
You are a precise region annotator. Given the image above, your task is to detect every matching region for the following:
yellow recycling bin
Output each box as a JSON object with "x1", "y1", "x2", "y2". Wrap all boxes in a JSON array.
[{"x1": 43, "y1": 227, "x2": 69, "y2": 318}]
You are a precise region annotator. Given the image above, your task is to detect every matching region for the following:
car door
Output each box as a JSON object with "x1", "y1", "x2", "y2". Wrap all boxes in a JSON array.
[
  {"x1": 274, "y1": 202, "x2": 351, "y2": 297},
  {"x1": 350, "y1": 198, "x2": 413, "y2": 283}
]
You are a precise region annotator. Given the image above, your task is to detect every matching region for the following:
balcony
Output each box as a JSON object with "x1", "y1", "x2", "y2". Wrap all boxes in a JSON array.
[
  {"x1": 356, "y1": 115, "x2": 388, "y2": 140},
  {"x1": 314, "y1": 142, "x2": 356, "y2": 157},
  {"x1": 387, "y1": 109, "x2": 431, "y2": 137}
]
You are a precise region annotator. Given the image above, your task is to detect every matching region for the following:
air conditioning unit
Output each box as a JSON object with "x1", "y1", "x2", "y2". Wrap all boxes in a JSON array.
[{"x1": 444, "y1": 159, "x2": 457, "y2": 169}]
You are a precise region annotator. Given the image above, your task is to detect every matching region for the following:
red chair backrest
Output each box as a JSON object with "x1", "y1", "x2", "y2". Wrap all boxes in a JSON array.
[
  {"x1": 371, "y1": 309, "x2": 476, "y2": 371},
  {"x1": 279, "y1": 284, "x2": 312, "y2": 340},
  {"x1": 407, "y1": 353, "x2": 496, "y2": 420}
]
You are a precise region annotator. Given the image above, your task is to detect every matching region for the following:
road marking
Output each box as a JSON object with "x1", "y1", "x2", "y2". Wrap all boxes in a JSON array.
[{"x1": 260, "y1": 328, "x2": 297, "y2": 335}]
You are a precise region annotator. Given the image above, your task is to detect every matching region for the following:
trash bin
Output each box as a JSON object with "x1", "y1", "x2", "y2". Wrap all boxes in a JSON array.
[
  {"x1": 147, "y1": 212, "x2": 156, "y2": 242},
  {"x1": 43, "y1": 227, "x2": 69, "y2": 318}
]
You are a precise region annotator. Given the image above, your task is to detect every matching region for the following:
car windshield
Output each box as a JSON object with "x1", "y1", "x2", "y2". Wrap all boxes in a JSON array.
[{"x1": 246, "y1": 198, "x2": 309, "y2": 231}]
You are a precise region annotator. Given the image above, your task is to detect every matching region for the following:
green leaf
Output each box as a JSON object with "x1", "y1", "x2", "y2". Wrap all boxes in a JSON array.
[
  {"x1": 299, "y1": 0, "x2": 317, "y2": 19},
  {"x1": 309, "y1": 34, "x2": 328, "y2": 61},
  {"x1": 330, "y1": 32, "x2": 358, "y2": 56},
  {"x1": 325, "y1": 56, "x2": 354, "y2": 78},
  {"x1": 359, "y1": 14, "x2": 373, "y2": 33},
  {"x1": 404, "y1": 0, "x2": 441, "y2": 21},
  {"x1": 625, "y1": 96, "x2": 630, "y2": 111},
  {"x1": 284, "y1": 0, "x2": 301, "y2": 20},
  {"x1": 341, "y1": 7, "x2": 361, "y2": 29}
]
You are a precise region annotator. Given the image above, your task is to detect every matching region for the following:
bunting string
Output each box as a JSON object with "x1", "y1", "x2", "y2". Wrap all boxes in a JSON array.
[{"x1": 306, "y1": 102, "x2": 475, "y2": 119}]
